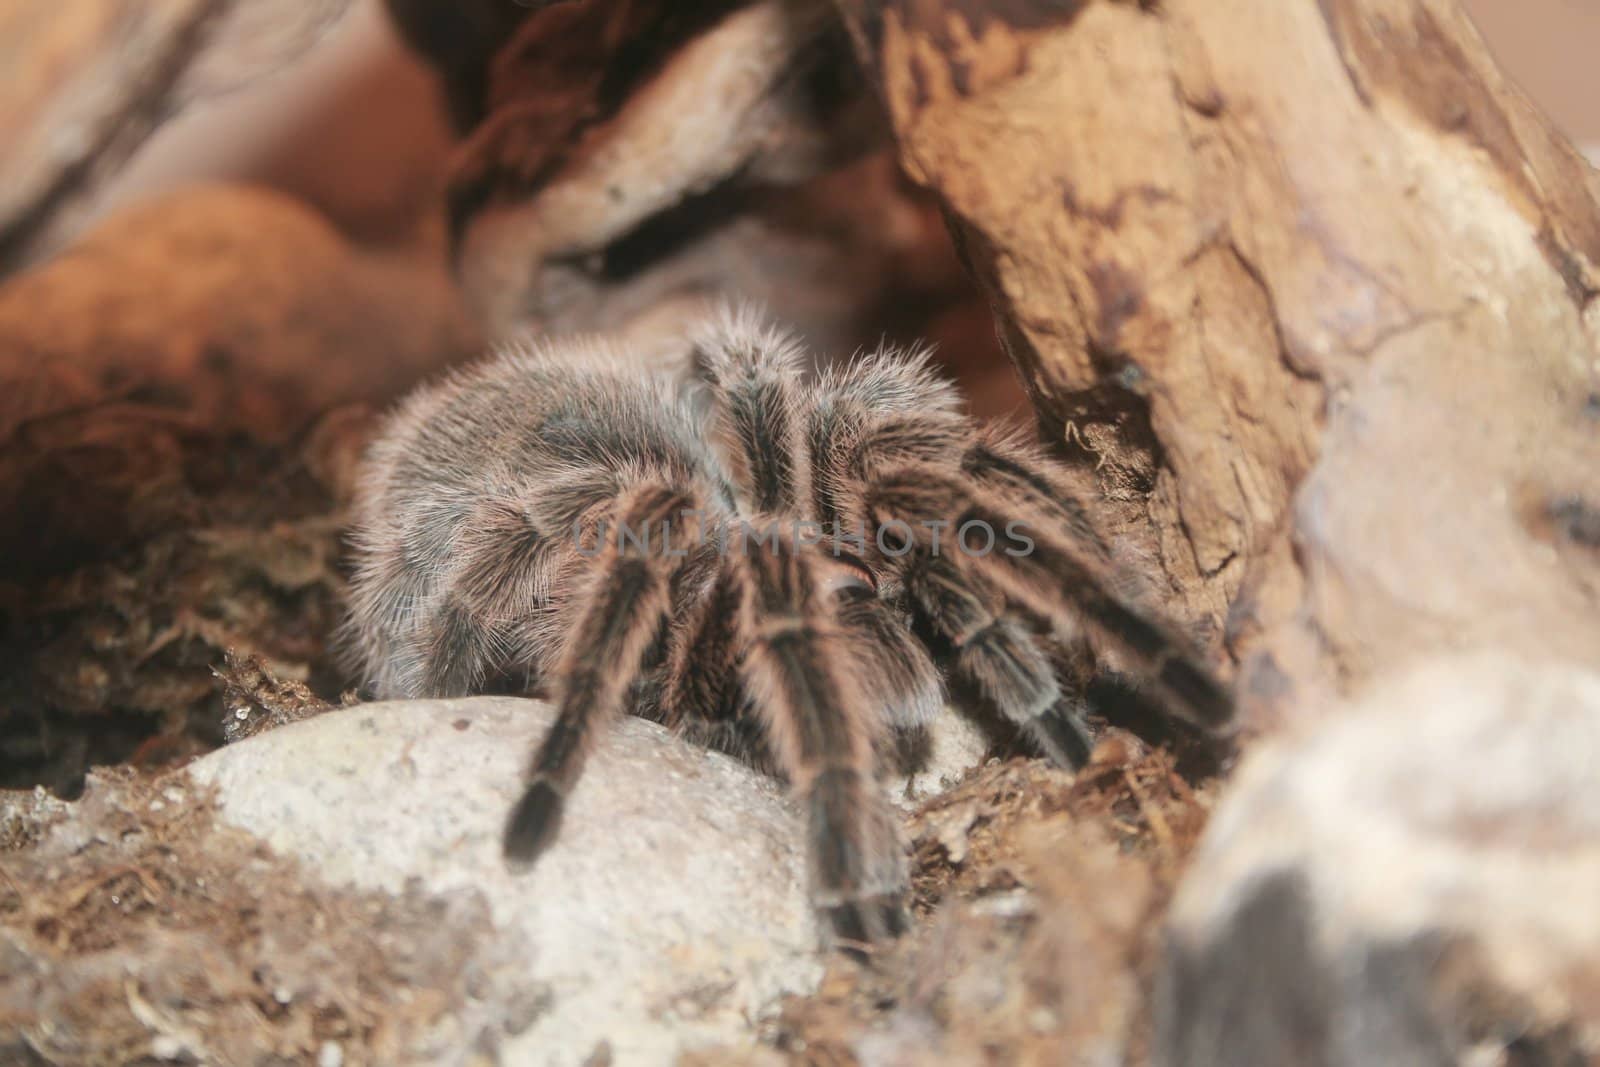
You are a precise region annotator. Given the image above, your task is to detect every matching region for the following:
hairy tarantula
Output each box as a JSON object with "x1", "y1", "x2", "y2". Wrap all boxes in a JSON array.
[{"x1": 344, "y1": 306, "x2": 1232, "y2": 947}]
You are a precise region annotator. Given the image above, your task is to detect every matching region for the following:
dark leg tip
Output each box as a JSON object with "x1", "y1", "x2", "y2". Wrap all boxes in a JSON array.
[
  {"x1": 825, "y1": 901, "x2": 870, "y2": 956},
  {"x1": 1159, "y1": 657, "x2": 1235, "y2": 732},
  {"x1": 879, "y1": 896, "x2": 910, "y2": 939},
  {"x1": 503, "y1": 780, "x2": 565, "y2": 866},
  {"x1": 822, "y1": 893, "x2": 910, "y2": 961},
  {"x1": 1026, "y1": 703, "x2": 1095, "y2": 769}
]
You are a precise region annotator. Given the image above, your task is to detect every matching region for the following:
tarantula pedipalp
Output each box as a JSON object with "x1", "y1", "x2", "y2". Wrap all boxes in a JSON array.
[{"x1": 343, "y1": 307, "x2": 1233, "y2": 946}]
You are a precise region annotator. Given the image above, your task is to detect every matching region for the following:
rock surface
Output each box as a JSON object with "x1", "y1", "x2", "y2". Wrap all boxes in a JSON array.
[
  {"x1": 2, "y1": 687, "x2": 993, "y2": 1064},
  {"x1": 1155, "y1": 653, "x2": 1600, "y2": 1065},
  {"x1": 190, "y1": 697, "x2": 825, "y2": 1066}
]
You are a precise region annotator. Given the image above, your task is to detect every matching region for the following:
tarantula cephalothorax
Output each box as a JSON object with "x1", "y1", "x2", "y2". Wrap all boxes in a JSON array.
[{"x1": 343, "y1": 306, "x2": 1233, "y2": 946}]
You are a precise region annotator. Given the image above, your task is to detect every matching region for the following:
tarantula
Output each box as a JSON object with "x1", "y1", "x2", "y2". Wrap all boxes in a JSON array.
[{"x1": 343, "y1": 306, "x2": 1232, "y2": 947}]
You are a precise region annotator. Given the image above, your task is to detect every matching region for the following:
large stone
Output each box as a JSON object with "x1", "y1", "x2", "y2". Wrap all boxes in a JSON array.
[
  {"x1": 189, "y1": 697, "x2": 823, "y2": 1065},
  {"x1": 1155, "y1": 654, "x2": 1600, "y2": 1065},
  {"x1": 1, "y1": 695, "x2": 991, "y2": 1064}
]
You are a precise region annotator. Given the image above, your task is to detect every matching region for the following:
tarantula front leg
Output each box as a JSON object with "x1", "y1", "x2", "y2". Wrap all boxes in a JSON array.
[
  {"x1": 657, "y1": 565, "x2": 775, "y2": 771},
  {"x1": 502, "y1": 483, "x2": 702, "y2": 863},
  {"x1": 865, "y1": 466, "x2": 1234, "y2": 735},
  {"x1": 660, "y1": 559, "x2": 943, "y2": 780},
  {"x1": 691, "y1": 304, "x2": 811, "y2": 514},
  {"x1": 414, "y1": 497, "x2": 565, "y2": 697},
  {"x1": 734, "y1": 535, "x2": 908, "y2": 949},
  {"x1": 901, "y1": 550, "x2": 1095, "y2": 768},
  {"x1": 345, "y1": 493, "x2": 551, "y2": 700}
]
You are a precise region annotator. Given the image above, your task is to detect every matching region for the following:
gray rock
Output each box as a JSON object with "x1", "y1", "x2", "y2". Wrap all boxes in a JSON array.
[
  {"x1": 191, "y1": 697, "x2": 822, "y2": 1067},
  {"x1": 1155, "y1": 653, "x2": 1600, "y2": 1066},
  {"x1": 189, "y1": 696, "x2": 991, "y2": 1066},
  {"x1": 889, "y1": 710, "x2": 993, "y2": 811}
]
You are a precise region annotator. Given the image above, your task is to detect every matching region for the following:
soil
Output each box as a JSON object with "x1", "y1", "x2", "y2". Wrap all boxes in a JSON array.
[
  {"x1": 757, "y1": 741, "x2": 1213, "y2": 1064},
  {"x1": 0, "y1": 765, "x2": 502, "y2": 1066},
  {"x1": 0, "y1": 402, "x2": 367, "y2": 797}
]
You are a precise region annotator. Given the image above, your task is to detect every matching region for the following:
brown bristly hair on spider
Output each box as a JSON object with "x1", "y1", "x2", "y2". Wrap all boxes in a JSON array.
[{"x1": 341, "y1": 303, "x2": 1234, "y2": 950}]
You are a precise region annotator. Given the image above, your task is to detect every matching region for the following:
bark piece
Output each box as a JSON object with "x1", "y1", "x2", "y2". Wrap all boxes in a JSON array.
[
  {"x1": 447, "y1": 0, "x2": 885, "y2": 336},
  {"x1": 835, "y1": 0, "x2": 1600, "y2": 723},
  {"x1": 0, "y1": 183, "x2": 476, "y2": 445},
  {"x1": 0, "y1": 0, "x2": 352, "y2": 272},
  {"x1": 389, "y1": 0, "x2": 1019, "y2": 408}
]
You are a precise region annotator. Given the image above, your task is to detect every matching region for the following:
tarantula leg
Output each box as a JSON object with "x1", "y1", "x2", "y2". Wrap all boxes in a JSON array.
[
  {"x1": 808, "y1": 770, "x2": 909, "y2": 947},
  {"x1": 1030, "y1": 697, "x2": 1096, "y2": 767},
  {"x1": 902, "y1": 547, "x2": 1099, "y2": 767},
  {"x1": 418, "y1": 599, "x2": 499, "y2": 696},
  {"x1": 1005, "y1": 531, "x2": 1231, "y2": 730},
  {"x1": 734, "y1": 535, "x2": 909, "y2": 949},
  {"x1": 1030, "y1": 637, "x2": 1101, "y2": 767},
  {"x1": 960, "y1": 433, "x2": 1211, "y2": 758},
  {"x1": 661, "y1": 568, "x2": 745, "y2": 729},
  {"x1": 503, "y1": 484, "x2": 699, "y2": 865},
  {"x1": 832, "y1": 590, "x2": 944, "y2": 735},
  {"x1": 866, "y1": 469, "x2": 1234, "y2": 733},
  {"x1": 692, "y1": 305, "x2": 811, "y2": 513},
  {"x1": 961, "y1": 432, "x2": 1114, "y2": 559},
  {"x1": 654, "y1": 565, "x2": 783, "y2": 771}
]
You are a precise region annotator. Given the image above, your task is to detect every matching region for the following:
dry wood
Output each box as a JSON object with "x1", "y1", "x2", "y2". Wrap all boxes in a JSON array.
[
  {"x1": 0, "y1": 0, "x2": 350, "y2": 273},
  {"x1": 833, "y1": 0, "x2": 1600, "y2": 724},
  {"x1": 401, "y1": 0, "x2": 1016, "y2": 409},
  {"x1": 431, "y1": 0, "x2": 889, "y2": 337}
]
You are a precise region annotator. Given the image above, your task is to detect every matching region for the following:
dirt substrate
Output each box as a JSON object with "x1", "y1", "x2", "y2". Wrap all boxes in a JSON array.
[
  {"x1": 0, "y1": 403, "x2": 366, "y2": 796},
  {"x1": 0, "y1": 767, "x2": 503, "y2": 1066},
  {"x1": 752, "y1": 744, "x2": 1212, "y2": 1065}
]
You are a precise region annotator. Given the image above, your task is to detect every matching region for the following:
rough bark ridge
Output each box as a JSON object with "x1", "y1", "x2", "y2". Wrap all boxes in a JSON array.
[{"x1": 835, "y1": 0, "x2": 1600, "y2": 723}]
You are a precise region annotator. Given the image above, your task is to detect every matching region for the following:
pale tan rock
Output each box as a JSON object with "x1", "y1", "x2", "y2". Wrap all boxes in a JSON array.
[
  {"x1": 190, "y1": 697, "x2": 824, "y2": 1066},
  {"x1": 1157, "y1": 653, "x2": 1600, "y2": 1065}
]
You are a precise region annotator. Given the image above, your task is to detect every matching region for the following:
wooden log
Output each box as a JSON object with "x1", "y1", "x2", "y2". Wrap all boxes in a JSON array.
[
  {"x1": 833, "y1": 0, "x2": 1600, "y2": 723},
  {"x1": 0, "y1": 0, "x2": 351, "y2": 273},
  {"x1": 404, "y1": 0, "x2": 888, "y2": 337}
]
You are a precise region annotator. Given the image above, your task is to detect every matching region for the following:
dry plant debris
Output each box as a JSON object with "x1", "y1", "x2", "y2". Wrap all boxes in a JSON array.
[
  {"x1": 215, "y1": 649, "x2": 343, "y2": 745},
  {"x1": 755, "y1": 736, "x2": 1216, "y2": 1065},
  {"x1": 0, "y1": 765, "x2": 511, "y2": 1067},
  {"x1": 0, "y1": 403, "x2": 365, "y2": 795}
]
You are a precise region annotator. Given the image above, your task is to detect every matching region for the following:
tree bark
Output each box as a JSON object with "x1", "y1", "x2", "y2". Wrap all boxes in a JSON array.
[
  {"x1": 834, "y1": 0, "x2": 1600, "y2": 724},
  {"x1": 0, "y1": 0, "x2": 351, "y2": 273}
]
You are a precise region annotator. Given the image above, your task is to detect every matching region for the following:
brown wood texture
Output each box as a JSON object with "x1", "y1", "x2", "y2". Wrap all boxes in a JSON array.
[
  {"x1": 834, "y1": 0, "x2": 1600, "y2": 724},
  {"x1": 437, "y1": 0, "x2": 890, "y2": 337},
  {"x1": 0, "y1": 0, "x2": 350, "y2": 273}
]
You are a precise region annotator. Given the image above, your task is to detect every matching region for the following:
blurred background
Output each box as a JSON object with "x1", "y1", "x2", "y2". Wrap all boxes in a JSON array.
[
  {"x1": 91, "y1": 0, "x2": 1600, "y2": 233},
  {"x1": 1462, "y1": 0, "x2": 1600, "y2": 156},
  {"x1": 75, "y1": 0, "x2": 1600, "y2": 418}
]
